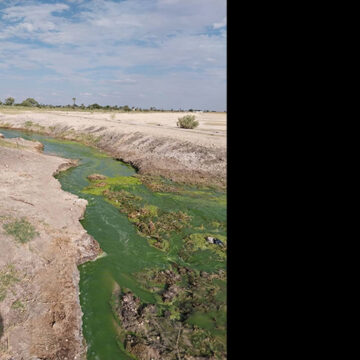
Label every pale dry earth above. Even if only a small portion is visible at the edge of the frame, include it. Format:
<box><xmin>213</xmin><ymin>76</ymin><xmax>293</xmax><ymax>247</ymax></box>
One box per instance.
<box><xmin>0</xmin><ymin>135</ymin><xmax>100</xmax><ymax>360</ymax></box>
<box><xmin>0</xmin><ymin>110</ymin><xmax>227</xmax><ymax>188</ymax></box>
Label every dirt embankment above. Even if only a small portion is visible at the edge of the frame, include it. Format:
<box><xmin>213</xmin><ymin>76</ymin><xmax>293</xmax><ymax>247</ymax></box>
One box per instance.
<box><xmin>0</xmin><ymin>135</ymin><xmax>100</xmax><ymax>360</ymax></box>
<box><xmin>0</xmin><ymin>110</ymin><xmax>227</xmax><ymax>188</ymax></box>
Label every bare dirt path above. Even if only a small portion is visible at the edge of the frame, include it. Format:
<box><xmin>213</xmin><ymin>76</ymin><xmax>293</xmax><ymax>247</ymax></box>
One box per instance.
<box><xmin>0</xmin><ymin>135</ymin><xmax>100</xmax><ymax>360</ymax></box>
<box><xmin>0</xmin><ymin>110</ymin><xmax>227</xmax><ymax>187</ymax></box>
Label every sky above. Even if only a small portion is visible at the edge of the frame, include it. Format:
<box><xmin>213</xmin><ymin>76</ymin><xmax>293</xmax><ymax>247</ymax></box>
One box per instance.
<box><xmin>0</xmin><ymin>0</ymin><xmax>226</xmax><ymax>111</ymax></box>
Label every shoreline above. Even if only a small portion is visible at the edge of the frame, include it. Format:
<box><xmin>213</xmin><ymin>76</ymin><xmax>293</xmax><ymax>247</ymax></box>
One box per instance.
<box><xmin>0</xmin><ymin>110</ymin><xmax>227</xmax><ymax>189</ymax></box>
<box><xmin>0</xmin><ymin>135</ymin><xmax>101</xmax><ymax>359</ymax></box>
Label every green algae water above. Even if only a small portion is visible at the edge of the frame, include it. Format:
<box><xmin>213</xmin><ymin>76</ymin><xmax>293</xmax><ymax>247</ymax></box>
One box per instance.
<box><xmin>0</xmin><ymin>129</ymin><xmax>227</xmax><ymax>359</ymax></box>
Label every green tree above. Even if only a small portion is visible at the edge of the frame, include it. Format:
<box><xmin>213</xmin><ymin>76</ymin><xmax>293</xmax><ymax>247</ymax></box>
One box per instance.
<box><xmin>5</xmin><ymin>97</ymin><xmax>15</xmax><ymax>106</ymax></box>
<box><xmin>88</xmin><ymin>103</ymin><xmax>102</xmax><ymax>109</ymax></box>
<box><xmin>21</xmin><ymin>98</ymin><xmax>39</xmax><ymax>107</ymax></box>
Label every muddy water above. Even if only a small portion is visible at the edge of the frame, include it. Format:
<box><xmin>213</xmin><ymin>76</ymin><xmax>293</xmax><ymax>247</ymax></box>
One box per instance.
<box><xmin>0</xmin><ymin>129</ymin><xmax>226</xmax><ymax>359</ymax></box>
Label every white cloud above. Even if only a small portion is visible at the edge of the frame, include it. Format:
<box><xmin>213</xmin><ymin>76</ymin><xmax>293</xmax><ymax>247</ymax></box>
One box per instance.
<box><xmin>0</xmin><ymin>0</ymin><xmax>226</xmax><ymax>110</ymax></box>
<box><xmin>213</xmin><ymin>16</ymin><xmax>227</xmax><ymax>29</ymax></box>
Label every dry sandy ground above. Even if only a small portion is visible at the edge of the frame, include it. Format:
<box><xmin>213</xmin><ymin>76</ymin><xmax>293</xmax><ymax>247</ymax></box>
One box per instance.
<box><xmin>0</xmin><ymin>135</ymin><xmax>100</xmax><ymax>360</ymax></box>
<box><xmin>0</xmin><ymin>110</ymin><xmax>227</xmax><ymax>187</ymax></box>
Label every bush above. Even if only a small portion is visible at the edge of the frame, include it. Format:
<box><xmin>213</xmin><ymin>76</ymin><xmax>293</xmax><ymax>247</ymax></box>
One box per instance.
<box><xmin>176</xmin><ymin>115</ymin><xmax>199</xmax><ymax>129</ymax></box>
<box><xmin>21</xmin><ymin>98</ymin><xmax>39</xmax><ymax>107</ymax></box>
<box><xmin>5</xmin><ymin>97</ymin><xmax>15</xmax><ymax>106</ymax></box>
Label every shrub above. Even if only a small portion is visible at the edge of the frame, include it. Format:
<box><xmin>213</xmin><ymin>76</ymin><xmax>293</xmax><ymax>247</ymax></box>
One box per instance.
<box><xmin>5</xmin><ymin>97</ymin><xmax>15</xmax><ymax>106</ymax></box>
<box><xmin>176</xmin><ymin>115</ymin><xmax>199</xmax><ymax>129</ymax></box>
<box><xmin>21</xmin><ymin>98</ymin><xmax>39</xmax><ymax>107</ymax></box>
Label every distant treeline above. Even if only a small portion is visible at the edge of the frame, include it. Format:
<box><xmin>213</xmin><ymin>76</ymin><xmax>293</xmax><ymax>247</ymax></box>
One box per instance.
<box><xmin>0</xmin><ymin>97</ymin><xmax>220</xmax><ymax>112</ymax></box>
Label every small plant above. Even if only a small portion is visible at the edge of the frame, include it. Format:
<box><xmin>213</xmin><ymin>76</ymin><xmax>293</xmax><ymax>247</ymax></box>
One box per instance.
<box><xmin>11</xmin><ymin>300</ymin><xmax>25</xmax><ymax>311</ymax></box>
<box><xmin>176</xmin><ymin>115</ymin><xmax>199</xmax><ymax>129</ymax></box>
<box><xmin>24</xmin><ymin>121</ymin><xmax>33</xmax><ymax>127</ymax></box>
<box><xmin>0</xmin><ymin>265</ymin><xmax>19</xmax><ymax>302</ymax></box>
<box><xmin>3</xmin><ymin>217</ymin><xmax>38</xmax><ymax>243</ymax></box>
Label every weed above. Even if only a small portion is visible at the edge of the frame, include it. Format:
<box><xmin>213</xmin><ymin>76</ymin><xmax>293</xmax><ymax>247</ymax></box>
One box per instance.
<box><xmin>3</xmin><ymin>217</ymin><xmax>38</xmax><ymax>243</ymax></box>
<box><xmin>11</xmin><ymin>300</ymin><xmax>25</xmax><ymax>311</ymax></box>
<box><xmin>0</xmin><ymin>265</ymin><xmax>19</xmax><ymax>302</ymax></box>
<box><xmin>24</xmin><ymin>121</ymin><xmax>33</xmax><ymax>128</ymax></box>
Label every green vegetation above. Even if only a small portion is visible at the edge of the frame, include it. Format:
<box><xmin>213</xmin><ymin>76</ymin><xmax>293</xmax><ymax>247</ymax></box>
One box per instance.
<box><xmin>0</xmin><ymin>265</ymin><xmax>19</xmax><ymax>302</ymax></box>
<box><xmin>177</xmin><ymin>115</ymin><xmax>199</xmax><ymax>129</ymax></box>
<box><xmin>0</xmin><ymin>97</ymin><xmax>219</xmax><ymax>112</ymax></box>
<box><xmin>0</xmin><ymin>138</ymin><xmax>25</xmax><ymax>149</ymax></box>
<box><xmin>21</xmin><ymin>98</ymin><xmax>39</xmax><ymax>107</ymax></box>
<box><xmin>23</xmin><ymin>121</ymin><xmax>47</xmax><ymax>133</ymax></box>
<box><xmin>3</xmin><ymin>217</ymin><xmax>38</xmax><ymax>244</ymax></box>
<box><xmin>84</xmin><ymin>175</ymin><xmax>192</xmax><ymax>251</ymax></box>
<box><xmin>112</xmin><ymin>264</ymin><xmax>226</xmax><ymax>359</ymax></box>
<box><xmin>179</xmin><ymin>233</ymin><xmax>227</xmax><ymax>261</ymax></box>
<box><xmin>5</xmin><ymin>97</ymin><xmax>15</xmax><ymax>106</ymax></box>
<box><xmin>24</xmin><ymin>120</ymin><xmax>33</xmax><ymax>127</ymax></box>
<box><xmin>11</xmin><ymin>299</ymin><xmax>25</xmax><ymax>311</ymax></box>
<box><xmin>135</xmin><ymin>174</ymin><xmax>181</xmax><ymax>194</ymax></box>
<box><xmin>0</xmin><ymin>129</ymin><xmax>226</xmax><ymax>358</ymax></box>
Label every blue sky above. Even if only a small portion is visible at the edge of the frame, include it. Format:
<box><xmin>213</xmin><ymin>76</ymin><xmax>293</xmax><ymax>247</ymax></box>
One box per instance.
<box><xmin>0</xmin><ymin>0</ymin><xmax>226</xmax><ymax>110</ymax></box>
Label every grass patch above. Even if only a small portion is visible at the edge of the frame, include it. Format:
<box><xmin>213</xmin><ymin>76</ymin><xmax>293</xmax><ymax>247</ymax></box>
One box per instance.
<box><xmin>83</xmin><ymin>175</ymin><xmax>142</xmax><ymax>195</ymax></box>
<box><xmin>0</xmin><ymin>265</ymin><xmax>19</xmax><ymax>302</ymax></box>
<box><xmin>3</xmin><ymin>217</ymin><xmax>38</xmax><ymax>243</ymax></box>
<box><xmin>179</xmin><ymin>233</ymin><xmax>227</xmax><ymax>262</ymax></box>
<box><xmin>23</xmin><ymin>121</ymin><xmax>46</xmax><ymax>132</ymax></box>
<box><xmin>11</xmin><ymin>299</ymin><xmax>25</xmax><ymax>311</ymax></box>
<box><xmin>0</xmin><ymin>121</ymin><xmax>11</xmax><ymax>128</ymax></box>
<box><xmin>135</xmin><ymin>174</ymin><xmax>181</xmax><ymax>194</ymax></box>
<box><xmin>0</xmin><ymin>138</ymin><xmax>25</xmax><ymax>149</ymax></box>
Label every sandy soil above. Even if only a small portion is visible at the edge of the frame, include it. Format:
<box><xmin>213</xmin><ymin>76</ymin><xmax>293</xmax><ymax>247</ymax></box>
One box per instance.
<box><xmin>0</xmin><ymin>110</ymin><xmax>227</xmax><ymax>187</ymax></box>
<box><xmin>0</xmin><ymin>135</ymin><xmax>100</xmax><ymax>360</ymax></box>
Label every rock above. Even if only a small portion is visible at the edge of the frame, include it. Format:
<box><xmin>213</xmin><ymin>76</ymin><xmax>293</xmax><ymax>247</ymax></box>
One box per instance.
<box><xmin>118</xmin><ymin>291</ymin><xmax>142</xmax><ymax>330</ymax></box>
<box><xmin>162</xmin><ymin>284</ymin><xmax>180</xmax><ymax>302</ymax></box>
<box><xmin>87</xmin><ymin>173</ymin><xmax>107</xmax><ymax>181</ymax></box>
<box><xmin>200</xmin><ymin>271</ymin><xmax>209</xmax><ymax>278</ymax></box>
<box><xmin>206</xmin><ymin>236</ymin><xmax>215</xmax><ymax>244</ymax></box>
<box><xmin>0</xmin><ymin>133</ymin><xmax>4</xmax><ymax>138</ymax></box>
<box><xmin>94</xmin><ymin>181</ymin><xmax>107</xmax><ymax>187</ymax></box>
<box><xmin>205</xmin><ymin>236</ymin><xmax>224</xmax><ymax>247</ymax></box>
<box><xmin>213</xmin><ymin>238</ymin><xmax>224</xmax><ymax>247</ymax></box>
<box><xmin>126</xmin><ymin>338</ymin><xmax>161</xmax><ymax>360</ymax></box>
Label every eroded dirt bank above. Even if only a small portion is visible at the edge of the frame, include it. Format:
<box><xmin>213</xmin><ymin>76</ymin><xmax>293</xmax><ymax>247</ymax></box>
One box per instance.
<box><xmin>0</xmin><ymin>110</ymin><xmax>227</xmax><ymax>188</ymax></box>
<box><xmin>0</xmin><ymin>135</ymin><xmax>100</xmax><ymax>360</ymax></box>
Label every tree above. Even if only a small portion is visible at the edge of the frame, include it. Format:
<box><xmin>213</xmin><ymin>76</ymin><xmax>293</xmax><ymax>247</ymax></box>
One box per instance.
<box><xmin>5</xmin><ymin>97</ymin><xmax>15</xmax><ymax>106</ymax></box>
<box><xmin>21</xmin><ymin>98</ymin><xmax>39</xmax><ymax>107</ymax></box>
<box><xmin>72</xmin><ymin>97</ymin><xmax>76</xmax><ymax>107</ymax></box>
<box><xmin>88</xmin><ymin>103</ymin><xmax>102</xmax><ymax>109</ymax></box>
